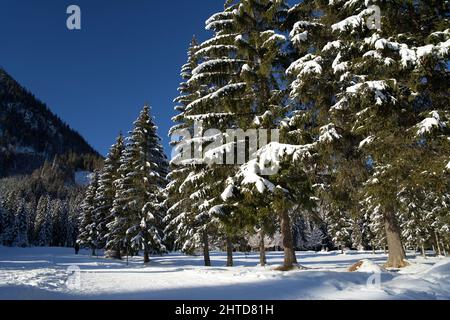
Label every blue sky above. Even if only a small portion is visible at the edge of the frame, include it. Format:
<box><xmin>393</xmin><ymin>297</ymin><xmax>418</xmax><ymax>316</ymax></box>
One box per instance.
<box><xmin>0</xmin><ymin>0</ymin><xmax>295</xmax><ymax>156</ymax></box>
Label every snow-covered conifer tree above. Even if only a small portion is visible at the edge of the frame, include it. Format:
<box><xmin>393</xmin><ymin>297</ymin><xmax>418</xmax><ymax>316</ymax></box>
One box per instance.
<box><xmin>78</xmin><ymin>171</ymin><xmax>100</xmax><ymax>255</ymax></box>
<box><xmin>0</xmin><ymin>192</ymin><xmax>16</xmax><ymax>246</ymax></box>
<box><xmin>96</xmin><ymin>133</ymin><xmax>125</xmax><ymax>254</ymax></box>
<box><xmin>13</xmin><ymin>199</ymin><xmax>29</xmax><ymax>247</ymax></box>
<box><xmin>283</xmin><ymin>0</ymin><xmax>449</xmax><ymax>267</ymax></box>
<box><xmin>164</xmin><ymin>37</ymin><xmax>212</xmax><ymax>264</ymax></box>
<box><xmin>34</xmin><ymin>195</ymin><xmax>52</xmax><ymax>247</ymax></box>
<box><xmin>108</xmin><ymin>106</ymin><xmax>168</xmax><ymax>263</ymax></box>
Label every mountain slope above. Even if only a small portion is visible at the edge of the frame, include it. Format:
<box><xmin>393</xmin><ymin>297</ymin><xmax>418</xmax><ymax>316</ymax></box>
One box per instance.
<box><xmin>0</xmin><ymin>68</ymin><xmax>101</xmax><ymax>177</ymax></box>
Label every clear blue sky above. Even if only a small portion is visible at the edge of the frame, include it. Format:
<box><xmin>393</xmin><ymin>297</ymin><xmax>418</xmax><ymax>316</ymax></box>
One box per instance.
<box><xmin>0</xmin><ymin>0</ymin><xmax>295</xmax><ymax>156</ymax></box>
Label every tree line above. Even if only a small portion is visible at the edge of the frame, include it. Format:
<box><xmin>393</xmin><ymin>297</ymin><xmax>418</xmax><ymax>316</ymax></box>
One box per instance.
<box><xmin>0</xmin><ymin>176</ymin><xmax>84</xmax><ymax>247</ymax></box>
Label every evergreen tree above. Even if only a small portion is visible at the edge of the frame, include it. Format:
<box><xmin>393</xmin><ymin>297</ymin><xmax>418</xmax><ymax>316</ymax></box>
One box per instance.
<box><xmin>67</xmin><ymin>192</ymin><xmax>84</xmax><ymax>247</ymax></box>
<box><xmin>96</xmin><ymin>133</ymin><xmax>125</xmax><ymax>254</ymax></box>
<box><xmin>34</xmin><ymin>195</ymin><xmax>52</xmax><ymax>246</ymax></box>
<box><xmin>108</xmin><ymin>105</ymin><xmax>168</xmax><ymax>263</ymax></box>
<box><xmin>50</xmin><ymin>199</ymin><xmax>68</xmax><ymax>247</ymax></box>
<box><xmin>0</xmin><ymin>192</ymin><xmax>17</xmax><ymax>246</ymax></box>
<box><xmin>78</xmin><ymin>172</ymin><xmax>100</xmax><ymax>255</ymax></box>
<box><xmin>13</xmin><ymin>199</ymin><xmax>29</xmax><ymax>247</ymax></box>
<box><xmin>306</xmin><ymin>223</ymin><xmax>325</xmax><ymax>251</ymax></box>
<box><xmin>164</xmin><ymin>37</ymin><xmax>215</xmax><ymax>266</ymax></box>
<box><xmin>283</xmin><ymin>0</ymin><xmax>449</xmax><ymax>267</ymax></box>
<box><xmin>170</xmin><ymin>0</ymin><xmax>314</xmax><ymax>269</ymax></box>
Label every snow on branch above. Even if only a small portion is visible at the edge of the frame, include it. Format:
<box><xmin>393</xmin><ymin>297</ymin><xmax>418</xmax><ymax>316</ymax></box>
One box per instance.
<box><xmin>287</xmin><ymin>54</ymin><xmax>323</xmax><ymax>76</ymax></box>
<box><xmin>232</xmin><ymin>142</ymin><xmax>315</xmax><ymax>194</ymax></box>
<box><xmin>319</xmin><ymin>124</ymin><xmax>342</xmax><ymax>143</ymax></box>
<box><xmin>415</xmin><ymin>111</ymin><xmax>446</xmax><ymax>136</ymax></box>
<box><xmin>192</xmin><ymin>59</ymin><xmax>245</xmax><ymax>76</ymax></box>
<box><xmin>359</xmin><ymin>135</ymin><xmax>375</xmax><ymax>149</ymax></box>
<box><xmin>240</xmin><ymin>159</ymin><xmax>276</xmax><ymax>193</ymax></box>
<box><xmin>366</xmin><ymin>33</ymin><xmax>450</xmax><ymax>68</ymax></box>
<box><xmin>346</xmin><ymin>80</ymin><xmax>396</xmax><ymax>106</ymax></box>
<box><xmin>331</xmin><ymin>8</ymin><xmax>375</xmax><ymax>34</ymax></box>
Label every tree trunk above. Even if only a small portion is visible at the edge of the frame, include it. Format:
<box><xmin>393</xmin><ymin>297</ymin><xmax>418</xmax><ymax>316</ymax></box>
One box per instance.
<box><xmin>143</xmin><ymin>242</ymin><xmax>150</xmax><ymax>264</ymax></box>
<box><xmin>435</xmin><ymin>232</ymin><xmax>442</xmax><ymax>256</ymax></box>
<box><xmin>259</xmin><ymin>230</ymin><xmax>266</xmax><ymax>267</ymax></box>
<box><xmin>226</xmin><ymin>237</ymin><xmax>233</xmax><ymax>267</ymax></box>
<box><xmin>421</xmin><ymin>244</ymin><xmax>426</xmax><ymax>258</ymax></box>
<box><xmin>280</xmin><ymin>210</ymin><xmax>296</xmax><ymax>269</ymax></box>
<box><xmin>384</xmin><ymin>209</ymin><xmax>407</xmax><ymax>268</ymax></box>
<box><xmin>114</xmin><ymin>246</ymin><xmax>122</xmax><ymax>260</ymax></box>
<box><xmin>292</xmin><ymin>248</ymin><xmax>298</xmax><ymax>264</ymax></box>
<box><xmin>202</xmin><ymin>231</ymin><xmax>211</xmax><ymax>267</ymax></box>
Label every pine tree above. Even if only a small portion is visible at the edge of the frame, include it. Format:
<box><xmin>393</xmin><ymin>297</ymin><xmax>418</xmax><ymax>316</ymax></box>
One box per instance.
<box><xmin>34</xmin><ymin>195</ymin><xmax>52</xmax><ymax>246</ymax></box>
<box><xmin>50</xmin><ymin>199</ymin><xmax>68</xmax><ymax>247</ymax></box>
<box><xmin>77</xmin><ymin>171</ymin><xmax>100</xmax><ymax>255</ymax></box>
<box><xmin>175</xmin><ymin>0</ymin><xmax>314</xmax><ymax>269</ymax></box>
<box><xmin>164</xmin><ymin>37</ymin><xmax>215</xmax><ymax>265</ymax></box>
<box><xmin>0</xmin><ymin>192</ymin><xmax>16</xmax><ymax>246</ymax></box>
<box><xmin>96</xmin><ymin>133</ymin><xmax>125</xmax><ymax>255</ymax></box>
<box><xmin>26</xmin><ymin>201</ymin><xmax>36</xmax><ymax>245</ymax></box>
<box><xmin>67</xmin><ymin>192</ymin><xmax>84</xmax><ymax>247</ymax></box>
<box><xmin>13</xmin><ymin>199</ymin><xmax>29</xmax><ymax>247</ymax></box>
<box><xmin>108</xmin><ymin>105</ymin><xmax>168</xmax><ymax>264</ymax></box>
<box><xmin>306</xmin><ymin>223</ymin><xmax>325</xmax><ymax>251</ymax></box>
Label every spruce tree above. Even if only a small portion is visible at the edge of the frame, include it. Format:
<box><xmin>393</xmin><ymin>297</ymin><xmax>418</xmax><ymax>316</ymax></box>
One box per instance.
<box><xmin>0</xmin><ymin>192</ymin><xmax>16</xmax><ymax>246</ymax></box>
<box><xmin>108</xmin><ymin>105</ymin><xmax>168</xmax><ymax>264</ymax></box>
<box><xmin>78</xmin><ymin>171</ymin><xmax>100</xmax><ymax>255</ymax></box>
<box><xmin>96</xmin><ymin>133</ymin><xmax>125</xmax><ymax>255</ymax></box>
<box><xmin>35</xmin><ymin>195</ymin><xmax>52</xmax><ymax>247</ymax></box>
<box><xmin>13</xmin><ymin>199</ymin><xmax>29</xmax><ymax>247</ymax></box>
<box><xmin>283</xmin><ymin>0</ymin><xmax>449</xmax><ymax>267</ymax></box>
<box><xmin>176</xmin><ymin>0</ymin><xmax>312</xmax><ymax>269</ymax></box>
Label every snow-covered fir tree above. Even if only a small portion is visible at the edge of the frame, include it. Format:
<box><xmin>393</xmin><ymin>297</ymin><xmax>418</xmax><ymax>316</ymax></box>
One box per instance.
<box><xmin>12</xmin><ymin>199</ymin><xmax>29</xmax><ymax>247</ymax></box>
<box><xmin>0</xmin><ymin>192</ymin><xmax>17</xmax><ymax>246</ymax></box>
<box><xmin>164</xmin><ymin>37</ymin><xmax>216</xmax><ymax>266</ymax></box>
<box><xmin>95</xmin><ymin>133</ymin><xmax>125</xmax><ymax>256</ymax></box>
<box><xmin>78</xmin><ymin>171</ymin><xmax>100</xmax><ymax>255</ymax></box>
<box><xmin>35</xmin><ymin>195</ymin><xmax>53</xmax><ymax>247</ymax></box>
<box><xmin>167</xmin><ymin>0</ymin><xmax>320</xmax><ymax>269</ymax></box>
<box><xmin>281</xmin><ymin>0</ymin><xmax>449</xmax><ymax>267</ymax></box>
<box><xmin>107</xmin><ymin>105</ymin><xmax>168</xmax><ymax>263</ymax></box>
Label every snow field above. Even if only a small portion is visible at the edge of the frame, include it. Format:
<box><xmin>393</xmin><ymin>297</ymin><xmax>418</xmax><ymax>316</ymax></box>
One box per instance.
<box><xmin>0</xmin><ymin>247</ymin><xmax>449</xmax><ymax>300</ymax></box>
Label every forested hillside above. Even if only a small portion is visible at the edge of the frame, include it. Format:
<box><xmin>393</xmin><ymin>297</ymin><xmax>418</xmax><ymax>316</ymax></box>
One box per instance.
<box><xmin>0</xmin><ymin>68</ymin><xmax>103</xmax><ymax>247</ymax></box>
<box><xmin>0</xmin><ymin>68</ymin><xmax>101</xmax><ymax>178</ymax></box>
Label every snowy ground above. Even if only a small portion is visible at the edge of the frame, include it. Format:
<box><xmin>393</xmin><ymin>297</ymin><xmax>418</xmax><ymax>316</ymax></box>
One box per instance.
<box><xmin>0</xmin><ymin>247</ymin><xmax>449</xmax><ymax>300</ymax></box>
